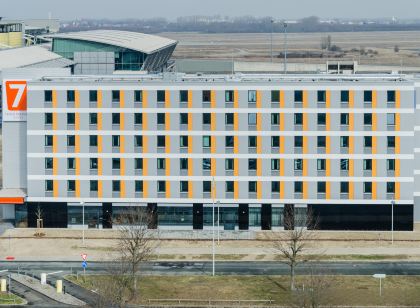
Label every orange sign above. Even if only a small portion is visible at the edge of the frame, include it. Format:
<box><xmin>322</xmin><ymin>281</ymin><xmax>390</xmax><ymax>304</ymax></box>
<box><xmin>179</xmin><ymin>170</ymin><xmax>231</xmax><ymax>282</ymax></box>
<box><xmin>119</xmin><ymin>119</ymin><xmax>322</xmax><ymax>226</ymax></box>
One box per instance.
<box><xmin>5</xmin><ymin>81</ymin><xmax>27</xmax><ymax>111</ymax></box>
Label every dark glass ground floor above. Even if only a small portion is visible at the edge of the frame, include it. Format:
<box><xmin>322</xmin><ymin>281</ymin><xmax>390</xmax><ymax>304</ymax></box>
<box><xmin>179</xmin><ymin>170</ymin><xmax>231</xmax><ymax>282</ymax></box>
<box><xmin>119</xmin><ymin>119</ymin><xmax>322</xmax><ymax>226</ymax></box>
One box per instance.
<box><xmin>13</xmin><ymin>202</ymin><xmax>414</xmax><ymax>231</ymax></box>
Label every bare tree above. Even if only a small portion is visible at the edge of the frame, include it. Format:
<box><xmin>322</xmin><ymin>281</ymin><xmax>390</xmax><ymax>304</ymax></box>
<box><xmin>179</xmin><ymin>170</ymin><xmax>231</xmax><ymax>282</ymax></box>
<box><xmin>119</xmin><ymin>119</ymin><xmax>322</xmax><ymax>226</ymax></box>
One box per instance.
<box><xmin>272</xmin><ymin>208</ymin><xmax>318</xmax><ymax>291</ymax></box>
<box><xmin>34</xmin><ymin>204</ymin><xmax>45</xmax><ymax>237</ymax></box>
<box><xmin>115</xmin><ymin>207</ymin><xmax>158</xmax><ymax>300</ymax></box>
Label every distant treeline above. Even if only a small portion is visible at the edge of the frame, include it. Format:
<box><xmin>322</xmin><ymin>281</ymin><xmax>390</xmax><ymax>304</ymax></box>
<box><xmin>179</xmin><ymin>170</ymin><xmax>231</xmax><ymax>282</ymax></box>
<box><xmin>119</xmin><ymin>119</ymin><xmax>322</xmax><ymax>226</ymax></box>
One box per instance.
<box><xmin>60</xmin><ymin>16</ymin><xmax>420</xmax><ymax>33</ymax></box>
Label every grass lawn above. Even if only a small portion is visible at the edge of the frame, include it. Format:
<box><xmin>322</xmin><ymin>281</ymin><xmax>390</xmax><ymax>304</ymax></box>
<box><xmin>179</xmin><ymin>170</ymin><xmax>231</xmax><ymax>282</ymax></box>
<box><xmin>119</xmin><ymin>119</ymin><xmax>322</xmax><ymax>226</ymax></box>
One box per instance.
<box><xmin>0</xmin><ymin>293</ymin><xmax>24</xmax><ymax>305</ymax></box>
<box><xmin>66</xmin><ymin>274</ymin><xmax>420</xmax><ymax>306</ymax></box>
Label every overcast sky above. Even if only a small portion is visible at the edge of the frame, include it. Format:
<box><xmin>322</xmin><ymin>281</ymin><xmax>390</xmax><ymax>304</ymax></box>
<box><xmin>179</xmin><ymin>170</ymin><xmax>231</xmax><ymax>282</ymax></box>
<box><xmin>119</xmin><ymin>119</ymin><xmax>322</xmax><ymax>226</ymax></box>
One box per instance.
<box><xmin>4</xmin><ymin>0</ymin><xmax>420</xmax><ymax>20</ymax></box>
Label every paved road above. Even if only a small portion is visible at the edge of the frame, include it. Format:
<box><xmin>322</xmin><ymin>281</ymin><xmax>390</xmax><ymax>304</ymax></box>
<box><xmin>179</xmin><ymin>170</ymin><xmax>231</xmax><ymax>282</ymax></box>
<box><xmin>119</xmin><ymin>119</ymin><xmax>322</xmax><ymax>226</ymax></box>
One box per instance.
<box><xmin>1</xmin><ymin>261</ymin><xmax>420</xmax><ymax>276</ymax></box>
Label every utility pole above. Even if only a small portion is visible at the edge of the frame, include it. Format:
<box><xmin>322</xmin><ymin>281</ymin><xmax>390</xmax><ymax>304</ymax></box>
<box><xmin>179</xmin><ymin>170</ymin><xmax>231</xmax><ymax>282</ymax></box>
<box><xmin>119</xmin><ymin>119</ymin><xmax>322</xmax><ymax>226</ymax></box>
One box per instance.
<box><xmin>283</xmin><ymin>22</ymin><xmax>288</xmax><ymax>74</ymax></box>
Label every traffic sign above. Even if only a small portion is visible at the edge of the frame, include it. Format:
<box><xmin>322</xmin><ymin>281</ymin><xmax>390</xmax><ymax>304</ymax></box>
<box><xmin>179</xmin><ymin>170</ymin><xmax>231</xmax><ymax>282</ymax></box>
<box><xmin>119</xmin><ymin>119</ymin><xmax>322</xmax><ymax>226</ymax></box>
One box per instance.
<box><xmin>81</xmin><ymin>253</ymin><xmax>87</xmax><ymax>261</ymax></box>
<box><xmin>82</xmin><ymin>261</ymin><xmax>87</xmax><ymax>268</ymax></box>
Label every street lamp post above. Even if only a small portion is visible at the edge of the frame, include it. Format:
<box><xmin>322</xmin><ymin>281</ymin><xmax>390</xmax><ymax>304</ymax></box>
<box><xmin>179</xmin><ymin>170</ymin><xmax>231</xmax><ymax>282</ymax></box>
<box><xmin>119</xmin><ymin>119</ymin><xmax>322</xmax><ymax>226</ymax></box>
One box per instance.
<box><xmin>80</xmin><ymin>201</ymin><xmax>85</xmax><ymax>245</ymax></box>
<box><xmin>283</xmin><ymin>22</ymin><xmax>288</xmax><ymax>74</ymax></box>
<box><xmin>212</xmin><ymin>177</ymin><xmax>215</xmax><ymax>276</ymax></box>
<box><xmin>391</xmin><ymin>200</ymin><xmax>395</xmax><ymax>244</ymax></box>
<box><xmin>217</xmin><ymin>200</ymin><xmax>220</xmax><ymax>245</ymax></box>
<box><xmin>270</xmin><ymin>19</ymin><xmax>274</xmax><ymax>63</ymax></box>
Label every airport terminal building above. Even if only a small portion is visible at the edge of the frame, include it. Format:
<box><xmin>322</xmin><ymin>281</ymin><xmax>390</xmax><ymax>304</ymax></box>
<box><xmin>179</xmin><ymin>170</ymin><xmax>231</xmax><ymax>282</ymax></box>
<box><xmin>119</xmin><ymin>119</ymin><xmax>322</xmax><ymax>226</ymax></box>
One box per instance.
<box><xmin>1</xmin><ymin>71</ymin><xmax>419</xmax><ymax>231</ymax></box>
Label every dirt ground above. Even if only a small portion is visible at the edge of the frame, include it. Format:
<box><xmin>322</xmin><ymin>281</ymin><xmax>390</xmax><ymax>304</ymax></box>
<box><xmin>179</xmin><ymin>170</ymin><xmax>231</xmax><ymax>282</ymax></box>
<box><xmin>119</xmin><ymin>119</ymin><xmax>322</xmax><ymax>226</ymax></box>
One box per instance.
<box><xmin>160</xmin><ymin>31</ymin><xmax>420</xmax><ymax>67</ymax></box>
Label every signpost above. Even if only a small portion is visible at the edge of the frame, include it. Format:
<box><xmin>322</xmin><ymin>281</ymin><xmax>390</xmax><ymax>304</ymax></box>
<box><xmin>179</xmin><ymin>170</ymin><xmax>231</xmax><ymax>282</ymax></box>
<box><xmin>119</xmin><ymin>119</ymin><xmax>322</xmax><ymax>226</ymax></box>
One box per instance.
<box><xmin>81</xmin><ymin>253</ymin><xmax>87</xmax><ymax>277</ymax></box>
<box><xmin>373</xmin><ymin>274</ymin><xmax>386</xmax><ymax>296</ymax></box>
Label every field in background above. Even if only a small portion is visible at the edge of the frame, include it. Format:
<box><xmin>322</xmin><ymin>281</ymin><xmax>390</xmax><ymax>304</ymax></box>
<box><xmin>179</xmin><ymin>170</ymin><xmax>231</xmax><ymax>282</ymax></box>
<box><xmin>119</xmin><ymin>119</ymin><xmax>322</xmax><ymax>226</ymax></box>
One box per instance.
<box><xmin>161</xmin><ymin>31</ymin><xmax>420</xmax><ymax>67</ymax></box>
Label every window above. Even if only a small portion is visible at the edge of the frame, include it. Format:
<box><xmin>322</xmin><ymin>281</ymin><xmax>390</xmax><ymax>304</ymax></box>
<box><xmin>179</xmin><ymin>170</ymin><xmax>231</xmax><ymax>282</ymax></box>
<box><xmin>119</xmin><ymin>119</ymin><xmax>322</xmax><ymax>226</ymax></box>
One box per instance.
<box><xmin>225</xmin><ymin>113</ymin><xmax>234</xmax><ymax>125</ymax></box>
<box><xmin>248</xmin><ymin>136</ymin><xmax>257</xmax><ymax>148</ymax></box>
<box><xmin>134</xmin><ymin>135</ymin><xmax>143</xmax><ymax>147</ymax></box>
<box><xmin>203</xmin><ymin>113</ymin><xmax>211</xmax><ymax>125</ymax></box>
<box><xmin>387</xmin><ymin>136</ymin><xmax>395</xmax><ymax>148</ymax></box>
<box><xmin>112</xmin><ymin>158</ymin><xmax>121</xmax><ymax>170</ymax></box>
<box><xmin>248</xmin><ymin>159</ymin><xmax>257</xmax><ymax>171</ymax></box>
<box><xmin>90</xmin><ymin>158</ymin><xmax>98</xmax><ymax>170</ymax></box>
<box><xmin>225</xmin><ymin>158</ymin><xmax>234</xmax><ymax>170</ymax></box>
<box><xmin>44</xmin><ymin>90</ymin><xmax>53</xmax><ymax>102</ymax></box>
<box><xmin>317</xmin><ymin>182</ymin><xmax>326</xmax><ymax>193</ymax></box>
<box><xmin>271</xmin><ymin>113</ymin><xmax>280</xmax><ymax>125</ymax></box>
<box><xmin>387</xmin><ymin>182</ymin><xmax>395</xmax><ymax>194</ymax></box>
<box><xmin>112</xmin><ymin>113</ymin><xmax>120</xmax><ymax>125</ymax></box>
<box><xmin>68</xmin><ymin>180</ymin><xmax>76</xmax><ymax>192</ymax></box>
<box><xmin>157</xmin><ymin>158</ymin><xmax>166</xmax><ymax>170</ymax></box>
<box><xmin>387</xmin><ymin>113</ymin><xmax>396</xmax><ymax>126</ymax></box>
<box><xmin>317</xmin><ymin>113</ymin><xmax>326</xmax><ymax>125</ymax></box>
<box><xmin>340</xmin><ymin>159</ymin><xmax>349</xmax><ymax>171</ymax></box>
<box><xmin>340</xmin><ymin>113</ymin><xmax>349</xmax><ymax>125</ymax></box>
<box><xmin>180</xmin><ymin>181</ymin><xmax>189</xmax><ymax>193</ymax></box>
<box><xmin>387</xmin><ymin>159</ymin><xmax>395</xmax><ymax>171</ymax></box>
<box><xmin>134</xmin><ymin>90</ymin><xmax>142</xmax><ymax>103</ymax></box>
<box><xmin>90</xmin><ymin>180</ymin><xmax>98</xmax><ymax>192</ymax></box>
<box><xmin>135</xmin><ymin>181</ymin><xmax>143</xmax><ymax>192</ymax></box>
<box><xmin>202</xmin><ymin>136</ymin><xmax>211</xmax><ymax>148</ymax></box>
<box><xmin>89</xmin><ymin>113</ymin><xmax>98</xmax><ymax>125</ymax></box>
<box><xmin>364</xmin><ymin>136</ymin><xmax>372</xmax><ymax>148</ymax></box>
<box><xmin>387</xmin><ymin>90</ymin><xmax>396</xmax><ymax>103</ymax></box>
<box><xmin>135</xmin><ymin>158</ymin><xmax>143</xmax><ymax>170</ymax></box>
<box><xmin>248</xmin><ymin>90</ymin><xmax>257</xmax><ymax>102</ymax></box>
<box><xmin>341</xmin><ymin>90</ymin><xmax>349</xmax><ymax>103</ymax></box>
<box><xmin>180</xmin><ymin>90</ymin><xmax>188</xmax><ymax>103</ymax></box>
<box><xmin>248</xmin><ymin>181</ymin><xmax>257</xmax><ymax>193</ymax></box>
<box><xmin>112</xmin><ymin>90</ymin><xmax>120</xmax><ymax>102</ymax></box>
<box><xmin>364</xmin><ymin>113</ymin><xmax>372</xmax><ymax>126</ymax></box>
<box><xmin>363</xmin><ymin>159</ymin><xmax>372</xmax><ymax>171</ymax></box>
<box><xmin>340</xmin><ymin>136</ymin><xmax>349</xmax><ymax>148</ymax></box>
<box><xmin>180</xmin><ymin>113</ymin><xmax>188</xmax><ymax>125</ymax></box>
<box><xmin>271</xmin><ymin>90</ymin><xmax>280</xmax><ymax>102</ymax></box>
<box><xmin>157</xmin><ymin>136</ymin><xmax>166</xmax><ymax>147</ymax></box>
<box><xmin>225</xmin><ymin>90</ymin><xmax>234</xmax><ymax>103</ymax></box>
<box><xmin>45</xmin><ymin>113</ymin><xmax>53</xmax><ymax>125</ymax></box>
<box><xmin>226</xmin><ymin>181</ymin><xmax>234</xmax><ymax>193</ymax></box>
<box><xmin>134</xmin><ymin>113</ymin><xmax>142</xmax><ymax>125</ymax></box>
<box><xmin>180</xmin><ymin>136</ymin><xmax>188</xmax><ymax>147</ymax></box>
<box><xmin>340</xmin><ymin>182</ymin><xmax>349</xmax><ymax>194</ymax></box>
<box><xmin>45</xmin><ymin>158</ymin><xmax>53</xmax><ymax>169</ymax></box>
<box><xmin>364</xmin><ymin>182</ymin><xmax>372</xmax><ymax>194</ymax></box>
<box><xmin>364</xmin><ymin>90</ymin><xmax>372</xmax><ymax>102</ymax></box>
<box><xmin>67</xmin><ymin>135</ymin><xmax>75</xmax><ymax>147</ymax></box>
<box><xmin>225</xmin><ymin>136</ymin><xmax>234</xmax><ymax>148</ymax></box>
<box><xmin>157</xmin><ymin>113</ymin><xmax>165</xmax><ymax>125</ymax></box>
<box><xmin>157</xmin><ymin>181</ymin><xmax>166</xmax><ymax>192</ymax></box>
<box><xmin>157</xmin><ymin>90</ymin><xmax>165</xmax><ymax>102</ymax></box>
<box><xmin>113</xmin><ymin>180</ymin><xmax>121</xmax><ymax>192</ymax></box>
<box><xmin>202</xmin><ymin>158</ymin><xmax>211</xmax><ymax>170</ymax></box>
<box><xmin>294</xmin><ymin>90</ymin><xmax>303</xmax><ymax>102</ymax></box>
<box><xmin>202</xmin><ymin>90</ymin><xmax>211</xmax><ymax>102</ymax></box>
<box><xmin>271</xmin><ymin>181</ymin><xmax>280</xmax><ymax>193</ymax></box>
<box><xmin>248</xmin><ymin>113</ymin><xmax>257</xmax><ymax>125</ymax></box>
<box><xmin>271</xmin><ymin>136</ymin><xmax>280</xmax><ymax>147</ymax></box>
<box><xmin>89</xmin><ymin>135</ymin><xmax>98</xmax><ymax>147</ymax></box>
<box><xmin>203</xmin><ymin>181</ymin><xmax>211</xmax><ymax>192</ymax></box>
<box><xmin>67</xmin><ymin>90</ymin><xmax>75</xmax><ymax>102</ymax></box>
<box><xmin>180</xmin><ymin>158</ymin><xmax>189</xmax><ymax>170</ymax></box>
<box><xmin>317</xmin><ymin>90</ymin><xmax>326</xmax><ymax>102</ymax></box>
<box><xmin>271</xmin><ymin>159</ymin><xmax>280</xmax><ymax>170</ymax></box>
<box><xmin>317</xmin><ymin>136</ymin><xmax>326</xmax><ymax>147</ymax></box>
<box><xmin>294</xmin><ymin>181</ymin><xmax>303</xmax><ymax>193</ymax></box>
<box><xmin>45</xmin><ymin>135</ymin><xmax>53</xmax><ymax>146</ymax></box>
<box><xmin>294</xmin><ymin>136</ymin><xmax>303</xmax><ymax>148</ymax></box>
<box><xmin>89</xmin><ymin>90</ymin><xmax>97</xmax><ymax>102</ymax></box>
<box><xmin>112</xmin><ymin>135</ymin><xmax>120</xmax><ymax>147</ymax></box>
<box><xmin>45</xmin><ymin>180</ymin><xmax>53</xmax><ymax>192</ymax></box>
<box><xmin>67</xmin><ymin>113</ymin><xmax>75</xmax><ymax>125</ymax></box>
<box><xmin>294</xmin><ymin>113</ymin><xmax>303</xmax><ymax>125</ymax></box>
<box><xmin>294</xmin><ymin>159</ymin><xmax>303</xmax><ymax>171</ymax></box>
<box><xmin>317</xmin><ymin>159</ymin><xmax>326</xmax><ymax>171</ymax></box>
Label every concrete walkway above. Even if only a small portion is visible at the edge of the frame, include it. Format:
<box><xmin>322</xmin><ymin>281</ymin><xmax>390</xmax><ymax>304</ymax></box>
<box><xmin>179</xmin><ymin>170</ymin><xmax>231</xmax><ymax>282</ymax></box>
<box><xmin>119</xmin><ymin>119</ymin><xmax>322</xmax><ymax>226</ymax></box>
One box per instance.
<box><xmin>11</xmin><ymin>273</ymin><xmax>85</xmax><ymax>306</ymax></box>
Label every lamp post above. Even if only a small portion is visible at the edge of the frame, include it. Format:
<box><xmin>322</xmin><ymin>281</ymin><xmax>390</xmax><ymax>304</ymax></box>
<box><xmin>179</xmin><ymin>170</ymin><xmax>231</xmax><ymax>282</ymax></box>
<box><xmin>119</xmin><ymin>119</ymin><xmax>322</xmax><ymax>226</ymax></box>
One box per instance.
<box><xmin>391</xmin><ymin>200</ymin><xmax>395</xmax><ymax>244</ymax></box>
<box><xmin>212</xmin><ymin>177</ymin><xmax>215</xmax><ymax>276</ymax></box>
<box><xmin>283</xmin><ymin>22</ymin><xmax>288</xmax><ymax>74</ymax></box>
<box><xmin>80</xmin><ymin>201</ymin><xmax>85</xmax><ymax>245</ymax></box>
<box><xmin>217</xmin><ymin>200</ymin><xmax>220</xmax><ymax>245</ymax></box>
<box><xmin>270</xmin><ymin>19</ymin><xmax>274</xmax><ymax>63</ymax></box>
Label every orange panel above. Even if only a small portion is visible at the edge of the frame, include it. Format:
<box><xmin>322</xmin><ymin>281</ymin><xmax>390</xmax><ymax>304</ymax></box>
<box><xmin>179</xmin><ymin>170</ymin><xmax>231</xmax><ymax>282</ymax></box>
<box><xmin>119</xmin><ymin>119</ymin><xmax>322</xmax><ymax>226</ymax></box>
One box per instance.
<box><xmin>0</xmin><ymin>197</ymin><xmax>24</xmax><ymax>204</ymax></box>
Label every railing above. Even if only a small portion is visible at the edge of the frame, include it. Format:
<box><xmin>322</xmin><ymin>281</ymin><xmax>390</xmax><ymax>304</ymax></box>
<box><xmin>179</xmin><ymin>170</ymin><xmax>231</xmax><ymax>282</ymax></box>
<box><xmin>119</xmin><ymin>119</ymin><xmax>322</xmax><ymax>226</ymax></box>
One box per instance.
<box><xmin>147</xmin><ymin>298</ymin><xmax>274</xmax><ymax>305</ymax></box>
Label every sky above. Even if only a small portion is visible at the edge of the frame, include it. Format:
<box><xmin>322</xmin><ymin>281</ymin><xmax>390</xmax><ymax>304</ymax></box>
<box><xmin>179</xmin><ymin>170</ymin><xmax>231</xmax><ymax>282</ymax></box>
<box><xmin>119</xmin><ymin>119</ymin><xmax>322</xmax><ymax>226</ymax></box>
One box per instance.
<box><xmin>3</xmin><ymin>0</ymin><xmax>420</xmax><ymax>20</ymax></box>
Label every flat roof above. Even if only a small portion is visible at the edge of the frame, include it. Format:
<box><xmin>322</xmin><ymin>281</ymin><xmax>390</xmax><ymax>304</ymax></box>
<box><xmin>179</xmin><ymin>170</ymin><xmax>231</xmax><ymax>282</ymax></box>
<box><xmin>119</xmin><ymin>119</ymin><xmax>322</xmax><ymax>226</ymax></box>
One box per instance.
<box><xmin>50</xmin><ymin>30</ymin><xmax>178</xmax><ymax>54</ymax></box>
<box><xmin>0</xmin><ymin>46</ymin><xmax>73</xmax><ymax>70</ymax></box>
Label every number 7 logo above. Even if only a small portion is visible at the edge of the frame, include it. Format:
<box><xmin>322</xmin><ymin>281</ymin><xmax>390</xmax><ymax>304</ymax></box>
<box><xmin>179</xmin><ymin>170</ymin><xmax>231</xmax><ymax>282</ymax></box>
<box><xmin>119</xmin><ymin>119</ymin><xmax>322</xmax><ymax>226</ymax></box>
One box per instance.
<box><xmin>5</xmin><ymin>81</ymin><xmax>27</xmax><ymax>111</ymax></box>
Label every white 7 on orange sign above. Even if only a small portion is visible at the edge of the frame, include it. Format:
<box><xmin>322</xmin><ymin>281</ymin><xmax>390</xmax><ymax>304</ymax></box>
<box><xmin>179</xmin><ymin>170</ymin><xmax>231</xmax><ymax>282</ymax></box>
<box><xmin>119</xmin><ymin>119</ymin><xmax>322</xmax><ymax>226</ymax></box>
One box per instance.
<box><xmin>5</xmin><ymin>81</ymin><xmax>27</xmax><ymax>111</ymax></box>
